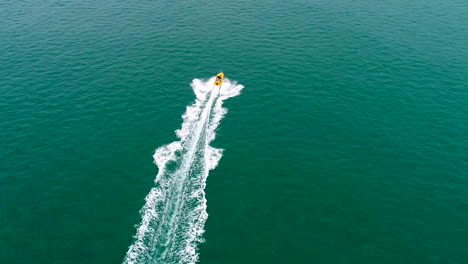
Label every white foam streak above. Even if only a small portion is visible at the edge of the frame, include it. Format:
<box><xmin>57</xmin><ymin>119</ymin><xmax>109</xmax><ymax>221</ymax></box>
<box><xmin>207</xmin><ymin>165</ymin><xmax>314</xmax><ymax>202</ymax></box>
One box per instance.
<box><xmin>124</xmin><ymin>77</ymin><xmax>243</xmax><ymax>264</ymax></box>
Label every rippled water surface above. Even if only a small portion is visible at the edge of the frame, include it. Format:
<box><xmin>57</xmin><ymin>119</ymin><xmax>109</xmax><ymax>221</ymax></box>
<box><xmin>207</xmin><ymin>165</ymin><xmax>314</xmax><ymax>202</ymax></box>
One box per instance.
<box><xmin>1</xmin><ymin>0</ymin><xmax>467</xmax><ymax>263</ymax></box>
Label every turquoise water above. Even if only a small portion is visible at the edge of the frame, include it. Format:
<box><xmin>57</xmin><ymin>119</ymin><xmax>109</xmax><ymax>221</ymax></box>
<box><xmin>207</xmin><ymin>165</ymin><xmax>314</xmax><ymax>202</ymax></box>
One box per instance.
<box><xmin>1</xmin><ymin>0</ymin><xmax>467</xmax><ymax>263</ymax></box>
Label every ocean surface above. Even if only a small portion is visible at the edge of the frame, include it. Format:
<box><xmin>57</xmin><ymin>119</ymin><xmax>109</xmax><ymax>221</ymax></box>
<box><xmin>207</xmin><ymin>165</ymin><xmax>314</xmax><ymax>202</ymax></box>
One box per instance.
<box><xmin>1</xmin><ymin>0</ymin><xmax>467</xmax><ymax>263</ymax></box>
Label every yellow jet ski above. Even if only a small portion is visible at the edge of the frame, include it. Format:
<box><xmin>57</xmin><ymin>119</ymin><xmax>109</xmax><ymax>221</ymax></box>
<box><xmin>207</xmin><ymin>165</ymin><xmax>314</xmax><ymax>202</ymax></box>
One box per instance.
<box><xmin>214</xmin><ymin>72</ymin><xmax>224</xmax><ymax>86</ymax></box>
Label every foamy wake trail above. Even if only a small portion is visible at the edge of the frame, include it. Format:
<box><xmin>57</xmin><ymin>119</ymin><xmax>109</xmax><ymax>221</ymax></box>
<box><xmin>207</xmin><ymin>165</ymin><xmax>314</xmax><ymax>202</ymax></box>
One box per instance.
<box><xmin>123</xmin><ymin>77</ymin><xmax>243</xmax><ymax>264</ymax></box>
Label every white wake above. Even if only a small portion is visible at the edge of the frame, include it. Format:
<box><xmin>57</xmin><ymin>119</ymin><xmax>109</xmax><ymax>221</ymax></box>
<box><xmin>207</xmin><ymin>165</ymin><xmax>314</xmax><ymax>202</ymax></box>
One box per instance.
<box><xmin>123</xmin><ymin>77</ymin><xmax>243</xmax><ymax>264</ymax></box>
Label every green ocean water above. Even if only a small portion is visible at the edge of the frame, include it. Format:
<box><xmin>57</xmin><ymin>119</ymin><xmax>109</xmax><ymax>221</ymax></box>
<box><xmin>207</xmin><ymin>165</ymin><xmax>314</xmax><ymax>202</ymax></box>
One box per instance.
<box><xmin>1</xmin><ymin>0</ymin><xmax>468</xmax><ymax>263</ymax></box>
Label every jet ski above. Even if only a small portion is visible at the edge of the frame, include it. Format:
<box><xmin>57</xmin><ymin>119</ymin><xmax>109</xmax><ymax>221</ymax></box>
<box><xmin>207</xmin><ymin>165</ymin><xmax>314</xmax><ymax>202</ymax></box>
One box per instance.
<box><xmin>214</xmin><ymin>72</ymin><xmax>224</xmax><ymax>86</ymax></box>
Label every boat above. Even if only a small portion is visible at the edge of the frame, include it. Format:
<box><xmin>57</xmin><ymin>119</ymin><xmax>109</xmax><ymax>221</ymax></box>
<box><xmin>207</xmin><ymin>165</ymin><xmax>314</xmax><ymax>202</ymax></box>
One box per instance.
<box><xmin>214</xmin><ymin>72</ymin><xmax>224</xmax><ymax>86</ymax></box>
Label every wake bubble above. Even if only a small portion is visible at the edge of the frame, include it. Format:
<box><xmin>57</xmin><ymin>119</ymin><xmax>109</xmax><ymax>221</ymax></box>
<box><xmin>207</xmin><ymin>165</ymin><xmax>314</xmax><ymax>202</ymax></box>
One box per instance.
<box><xmin>124</xmin><ymin>77</ymin><xmax>243</xmax><ymax>264</ymax></box>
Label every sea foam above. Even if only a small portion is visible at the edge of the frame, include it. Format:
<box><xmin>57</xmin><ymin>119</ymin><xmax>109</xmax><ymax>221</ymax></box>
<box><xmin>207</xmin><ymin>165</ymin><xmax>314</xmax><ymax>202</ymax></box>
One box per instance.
<box><xmin>124</xmin><ymin>77</ymin><xmax>243</xmax><ymax>264</ymax></box>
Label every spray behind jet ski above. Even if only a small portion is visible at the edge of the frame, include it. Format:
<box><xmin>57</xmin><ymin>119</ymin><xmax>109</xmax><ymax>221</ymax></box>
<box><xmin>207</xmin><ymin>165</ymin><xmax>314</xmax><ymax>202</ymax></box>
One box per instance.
<box><xmin>123</xmin><ymin>74</ymin><xmax>243</xmax><ymax>264</ymax></box>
